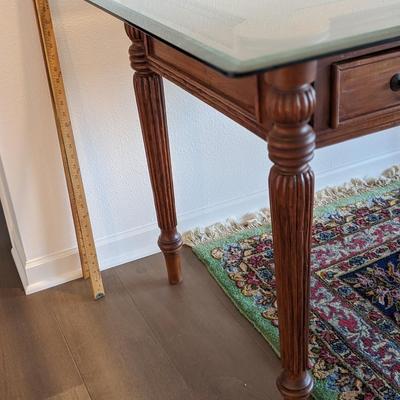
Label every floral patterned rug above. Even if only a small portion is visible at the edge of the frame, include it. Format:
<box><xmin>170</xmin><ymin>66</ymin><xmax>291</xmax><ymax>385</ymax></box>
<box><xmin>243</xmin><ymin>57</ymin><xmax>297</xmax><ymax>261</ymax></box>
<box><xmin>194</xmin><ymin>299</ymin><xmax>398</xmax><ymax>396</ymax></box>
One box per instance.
<box><xmin>190</xmin><ymin>176</ymin><xmax>400</xmax><ymax>400</ymax></box>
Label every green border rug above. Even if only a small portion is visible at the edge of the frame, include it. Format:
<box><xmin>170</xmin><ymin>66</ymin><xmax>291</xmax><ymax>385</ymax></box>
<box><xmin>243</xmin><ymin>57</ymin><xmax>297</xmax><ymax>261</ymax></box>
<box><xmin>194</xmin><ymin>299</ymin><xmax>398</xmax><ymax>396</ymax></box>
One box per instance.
<box><xmin>185</xmin><ymin>166</ymin><xmax>400</xmax><ymax>400</ymax></box>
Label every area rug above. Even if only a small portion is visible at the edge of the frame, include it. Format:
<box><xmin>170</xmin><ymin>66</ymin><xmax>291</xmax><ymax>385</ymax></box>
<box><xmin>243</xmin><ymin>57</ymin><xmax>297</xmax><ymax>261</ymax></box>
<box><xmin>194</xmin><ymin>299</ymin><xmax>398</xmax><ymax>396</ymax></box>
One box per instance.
<box><xmin>184</xmin><ymin>167</ymin><xmax>400</xmax><ymax>400</ymax></box>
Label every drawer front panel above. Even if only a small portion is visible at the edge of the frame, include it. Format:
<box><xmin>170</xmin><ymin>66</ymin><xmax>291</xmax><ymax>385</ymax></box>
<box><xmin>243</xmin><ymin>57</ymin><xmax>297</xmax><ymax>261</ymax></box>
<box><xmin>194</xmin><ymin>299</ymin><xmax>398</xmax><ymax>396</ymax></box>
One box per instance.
<box><xmin>332</xmin><ymin>50</ymin><xmax>400</xmax><ymax>128</ymax></box>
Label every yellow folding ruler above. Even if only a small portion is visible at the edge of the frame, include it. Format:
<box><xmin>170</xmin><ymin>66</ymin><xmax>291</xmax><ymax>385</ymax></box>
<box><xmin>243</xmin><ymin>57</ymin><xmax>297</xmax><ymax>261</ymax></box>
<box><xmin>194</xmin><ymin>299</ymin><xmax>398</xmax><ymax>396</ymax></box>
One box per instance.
<box><xmin>33</xmin><ymin>0</ymin><xmax>105</xmax><ymax>300</ymax></box>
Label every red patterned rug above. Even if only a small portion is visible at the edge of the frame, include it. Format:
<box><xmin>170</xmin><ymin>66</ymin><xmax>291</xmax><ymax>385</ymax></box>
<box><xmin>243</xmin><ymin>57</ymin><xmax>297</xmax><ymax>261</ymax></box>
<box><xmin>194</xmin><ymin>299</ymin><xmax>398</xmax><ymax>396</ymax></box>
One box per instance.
<box><xmin>187</xmin><ymin>171</ymin><xmax>400</xmax><ymax>400</ymax></box>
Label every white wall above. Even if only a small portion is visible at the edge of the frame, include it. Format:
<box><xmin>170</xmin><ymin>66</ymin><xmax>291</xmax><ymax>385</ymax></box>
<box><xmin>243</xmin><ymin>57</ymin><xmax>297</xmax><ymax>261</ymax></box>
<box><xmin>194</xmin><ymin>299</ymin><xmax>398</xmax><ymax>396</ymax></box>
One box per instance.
<box><xmin>1</xmin><ymin>0</ymin><xmax>400</xmax><ymax>294</ymax></box>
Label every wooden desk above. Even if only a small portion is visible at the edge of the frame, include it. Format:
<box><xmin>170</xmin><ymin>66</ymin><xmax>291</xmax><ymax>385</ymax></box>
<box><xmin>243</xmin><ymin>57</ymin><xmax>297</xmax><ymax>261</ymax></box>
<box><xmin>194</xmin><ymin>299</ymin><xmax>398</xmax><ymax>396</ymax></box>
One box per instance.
<box><xmin>84</xmin><ymin>1</ymin><xmax>400</xmax><ymax>398</ymax></box>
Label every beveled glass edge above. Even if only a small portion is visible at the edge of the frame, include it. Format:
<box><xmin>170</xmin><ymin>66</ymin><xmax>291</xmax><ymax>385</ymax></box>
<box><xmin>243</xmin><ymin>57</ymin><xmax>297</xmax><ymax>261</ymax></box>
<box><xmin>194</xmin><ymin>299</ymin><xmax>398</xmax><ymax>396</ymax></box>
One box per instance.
<box><xmin>85</xmin><ymin>0</ymin><xmax>400</xmax><ymax>77</ymax></box>
<box><xmin>84</xmin><ymin>0</ymin><xmax>244</xmax><ymax>74</ymax></box>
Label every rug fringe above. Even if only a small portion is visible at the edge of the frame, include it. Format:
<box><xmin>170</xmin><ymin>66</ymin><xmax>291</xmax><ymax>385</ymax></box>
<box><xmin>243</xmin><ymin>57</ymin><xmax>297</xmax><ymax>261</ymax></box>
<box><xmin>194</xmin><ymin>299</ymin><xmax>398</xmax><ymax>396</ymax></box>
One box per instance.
<box><xmin>182</xmin><ymin>165</ymin><xmax>400</xmax><ymax>247</ymax></box>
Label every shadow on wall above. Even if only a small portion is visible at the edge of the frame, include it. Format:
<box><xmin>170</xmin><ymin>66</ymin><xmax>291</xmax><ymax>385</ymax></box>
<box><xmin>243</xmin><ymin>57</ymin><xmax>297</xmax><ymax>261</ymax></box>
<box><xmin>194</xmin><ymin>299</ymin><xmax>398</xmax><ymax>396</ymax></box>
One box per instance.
<box><xmin>38</xmin><ymin>0</ymin><xmax>140</xmax><ymax>242</ymax></box>
<box><xmin>14</xmin><ymin>1</ymin><xmax>74</xmax><ymax>255</ymax></box>
<box><xmin>0</xmin><ymin>155</ymin><xmax>25</xmax><ymax>291</ymax></box>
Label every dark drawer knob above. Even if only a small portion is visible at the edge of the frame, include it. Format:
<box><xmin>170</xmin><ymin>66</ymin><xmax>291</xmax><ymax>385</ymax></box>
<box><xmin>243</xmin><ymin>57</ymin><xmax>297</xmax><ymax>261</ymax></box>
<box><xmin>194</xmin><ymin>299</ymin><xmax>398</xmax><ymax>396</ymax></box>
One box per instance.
<box><xmin>390</xmin><ymin>74</ymin><xmax>400</xmax><ymax>92</ymax></box>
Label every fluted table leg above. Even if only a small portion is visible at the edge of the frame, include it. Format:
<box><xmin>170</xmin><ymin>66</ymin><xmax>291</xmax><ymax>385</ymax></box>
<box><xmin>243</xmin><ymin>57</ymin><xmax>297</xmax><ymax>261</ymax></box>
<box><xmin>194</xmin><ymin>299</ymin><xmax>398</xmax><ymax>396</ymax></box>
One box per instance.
<box><xmin>125</xmin><ymin>24</ymin><xmax>183</xmax><ymax>284</ymax></box>
<box><xmin>265</xmin><ymin>62</ymin><xmax>317</xmax><ymax>399</ymax></box>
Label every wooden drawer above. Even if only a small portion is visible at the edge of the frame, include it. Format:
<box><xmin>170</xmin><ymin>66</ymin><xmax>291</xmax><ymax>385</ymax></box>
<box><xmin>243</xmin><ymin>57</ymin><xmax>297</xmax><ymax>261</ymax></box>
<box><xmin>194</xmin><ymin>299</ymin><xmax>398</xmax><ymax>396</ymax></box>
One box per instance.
<box><xmin>331</xmin><ymin>50</ymin><xmax>400</xmax><ymax>128</ymax></box>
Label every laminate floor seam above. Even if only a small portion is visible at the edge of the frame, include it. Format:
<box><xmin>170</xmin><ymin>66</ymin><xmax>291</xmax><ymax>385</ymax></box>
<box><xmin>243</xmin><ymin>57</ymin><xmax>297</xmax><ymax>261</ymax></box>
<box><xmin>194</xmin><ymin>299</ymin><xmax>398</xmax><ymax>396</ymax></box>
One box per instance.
<box><xmin>182</xmin><ymin>251</ymin><xmax>278</xmax><ymax>360</ymax></box>
<box><xmin>0</xmin><ymin>222</ymin><xmax>281</xmax><ymax>400</ymax></box>
<box><xmin>50</xmin><ymin>298</ymin><xmax>94</xmax><ymax>400</ymax></box>
<box><xmin>113</xmin><ymin>269</ymin><xmax>195</xmax><ymax>395</ymax></box>
<box><xmin>115</xmin><ymin>251</ymin><xmax>281</xmax><ymax>400</ymax></box>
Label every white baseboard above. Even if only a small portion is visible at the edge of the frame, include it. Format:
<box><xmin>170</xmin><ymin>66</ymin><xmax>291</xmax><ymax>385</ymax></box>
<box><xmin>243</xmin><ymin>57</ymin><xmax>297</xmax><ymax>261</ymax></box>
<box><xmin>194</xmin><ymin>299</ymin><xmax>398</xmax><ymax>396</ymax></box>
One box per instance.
<box><xmin>23</xmin><ymin>249</ymin><xmax>83</xmax><ymax>295</ymax></box>
<box><xmin>15</xmin><ymin>151</ymin><xmax>400</xmax><ymax>295</ymax></box>
<box><xmin>16</xmin><ymin>225</ymin><xmax>162</xmax><ymax>294</ymax></box>
<box><xmin>315</xmin><ymin>149</ymin><xmax>400</xmax><ymax>190</ymax></box>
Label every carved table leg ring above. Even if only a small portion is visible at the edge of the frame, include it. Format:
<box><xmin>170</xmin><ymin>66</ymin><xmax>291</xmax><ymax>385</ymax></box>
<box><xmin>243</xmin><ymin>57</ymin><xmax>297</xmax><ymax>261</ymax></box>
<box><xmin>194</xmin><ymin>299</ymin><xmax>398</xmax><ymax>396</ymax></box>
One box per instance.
<box><xmin>265</xmin><ymin>61</ymin><xmax>317</xmax><ymax>400</ymax></box>
<box><xmin>125</xmin><ymin>24</ymin><xmax>183</xmax><ymax>284</ymax></box>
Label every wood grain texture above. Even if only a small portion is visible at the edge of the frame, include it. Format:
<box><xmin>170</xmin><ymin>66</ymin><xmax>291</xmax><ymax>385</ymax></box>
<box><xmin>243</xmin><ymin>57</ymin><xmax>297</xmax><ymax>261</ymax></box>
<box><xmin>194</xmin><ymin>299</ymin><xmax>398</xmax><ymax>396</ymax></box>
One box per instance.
<box><xmin>125</xmin><ymin>24</ymin><xmax>183</xmax><ymax>284</ymax></box>
<box><xmin>46</xmin><ymin>385</ymin><xmax>91</xmax><ymax>400</ymax></box>
<box><xmin>0</xmin><ymin>294</ymin><xmax>90</xmax><ymax>400</ymax></box>
<box><xmin>150</xmin><ymin>39</ymin><xmax>259</xmax><ymax>115</ymax></box>
<box><xmin>0</xmin><ymin>209</ymin><xmax>89</xmax><ymax>400</ymax></box>
<box><xmin>0</xmin><ymin>238</ymin><xmax>282</xmax><ymax>399</ymax></box>
<box><xmin>265</xmin><ymin>62</ymin><xmax>317</xmax><ymax>400</ymax></box>
<box><xmin>331</xmin><ymin>49</ymin><xmax>400</xmax><ymax>128</ymax></box>
<box><xmin>115</xmin><ymin>247</ymin><xmax>282</xmax><ymax>400</ymax></box>
<box><xmin>126</xmin><ymin>28</ymin><xmax>400</xmax><ymax>147</ymax></box>
<box><xmin>47</xmin><ymin>270</ymin><xmax>193</xmax><ymax>400</ymax></box>
<box><xmin>313</xmin><ymin>42</ymin><xmax>400</xmax><ymax>147</ymax></box>
<box><xmin>143</xmin><ymin>32</ymin><xmax>263</xmax><ymax>133</ymax></box>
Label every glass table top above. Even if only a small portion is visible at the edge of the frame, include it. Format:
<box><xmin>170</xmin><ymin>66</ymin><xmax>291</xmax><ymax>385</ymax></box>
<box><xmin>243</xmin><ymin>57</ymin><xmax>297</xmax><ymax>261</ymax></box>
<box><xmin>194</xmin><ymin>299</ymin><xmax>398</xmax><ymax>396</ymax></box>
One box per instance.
<box><xmin>85</xmin><ymin>0</ymin><xmax>400</xmax><ymax>76</ymax></box>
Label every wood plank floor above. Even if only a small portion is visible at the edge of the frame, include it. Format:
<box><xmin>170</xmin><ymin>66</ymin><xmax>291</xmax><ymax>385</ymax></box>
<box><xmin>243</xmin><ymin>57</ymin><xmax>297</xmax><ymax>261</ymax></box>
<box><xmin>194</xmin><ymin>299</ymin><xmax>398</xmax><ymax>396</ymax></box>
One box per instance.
<box><xmin>0</xmin><ymin>207</ymin><xmax>281</xmax><ymax>399</ymax></box>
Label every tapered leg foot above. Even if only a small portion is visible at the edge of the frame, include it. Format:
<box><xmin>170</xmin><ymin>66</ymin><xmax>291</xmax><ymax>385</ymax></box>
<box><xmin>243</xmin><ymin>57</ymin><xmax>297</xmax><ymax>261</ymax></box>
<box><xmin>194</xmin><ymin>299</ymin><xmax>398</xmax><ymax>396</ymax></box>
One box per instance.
<box><xmin>265</xmin><ymin>61</ymin><xmax>317</xmax><ymax>400</ymax></box>
<box><xmin>125</xmin><ymin>24</ymin><xmax>182</xmax><ymax>284</ymax></box>
<box><xmin>159</xmin><ymin>229</ymin><xmax>183</xmax><ymax>284</ymax></box>
<box><xmin>277</xmin><ymin>369</ymin><xmax>314</xmax><ymax>400</ymax></box>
